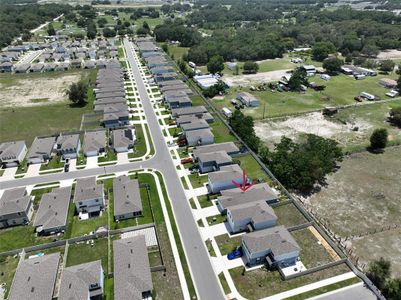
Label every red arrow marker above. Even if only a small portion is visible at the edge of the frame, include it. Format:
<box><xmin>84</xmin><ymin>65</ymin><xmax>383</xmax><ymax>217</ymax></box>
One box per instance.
<box><xmin>232</xmin><ymin>169</ymin><xmax>257</xmax><ymax>192</ymax></box>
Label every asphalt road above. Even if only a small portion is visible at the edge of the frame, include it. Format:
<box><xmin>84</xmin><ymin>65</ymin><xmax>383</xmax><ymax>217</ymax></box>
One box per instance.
<box><xmin>310</xmin><ymin>283</ymin><xmax>378</xmax><ymax>300</ymax></box>
<box><xmin>0</xmin><ymin>38</ymin><xmax>225</xmax><ymax>300</ymax></box>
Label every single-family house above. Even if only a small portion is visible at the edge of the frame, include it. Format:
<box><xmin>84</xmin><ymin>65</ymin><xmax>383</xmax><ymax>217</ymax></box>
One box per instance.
<box><xmin>181</xmin><ymin>119</ymin><xmax>210</xmax><ymax>132</ymax></box>
<box><xmin>14</xmin><ymin>63</ymin><xmax>30</xmax><ymax>73</ymax></box>
<box><xmin>0</xmin><ymin>61</ymin><xmax>13</xmax><ymax>73</ymax></box>
<box><xmin>176</xmin><ymin>113</ymin><xmax>214</xmax><ymax>125</ymax></box>
<box><xmin>43</xmin><ymin>63</ymin><xmax>57</xmax><ymax>72</ymax></box>
<box><xmin>154</xmin><ymin>72</ymin><xmax>178</xmax><ymax>82</ymax></box>
<box><xmin>8</xmin><ymin>253</ymin><xmax>60</xmax><ymax>300</ymax></box>
<box><xmin>193</xmin><ymin>142</ymin><xmax>240</xmax><ymax>158</ymax></box>
<box><xmin>196</xmin><ymin>150</ymin><xmax>233</xmax><ymax>173</ymax></box>
<box><xmin>70</xmin><ymin>59</ymin><xmax>83</xmax><ymax>68</ymax></box>
<box><xmin>27</xmin><ymin>136</ymin><xmax>56</xmax><ymax>164</ymax></box>
<box><xmin>59</xmin><ymin>260</ymin><xmax>104</xmax><ymax>300</ymax></box>
<box><xmin>171</xmin><ymin>106</ymin><xmax>208</xmax><ymax>117</ymax></box>
<box><xmin>217</xmin><ymin>183</ymin><xmax>279</xmax><ymax>213</ymax></box>
<box><xmin>33</xmin><ymin>186</ymin><xmax>72</xmax><ymax>235</ymax></box>
<box><xmin>241</xmin><ymin>225</ymin><xmax>300</xmax><ymax>268</ymax></box>
<box><xmin>74</xmin><ymin>176</ymin><xmax>104</xmax><ymax>216</ymax></box>
<box><xmin>112</xmin><ymin>128</ymin><xmax>135</xmax><ymax>153</ymax></box>
<box><xmin>113</xmin><ymin>235</ymin><xmax>153</xmax><ymax>300</ymax></box>
<box><xmin>29</xmin><ymin>63</ymin><xmax>44</xmax><ymax>73</ymax></box>
<box><xmin>55</xmin><ymin>134</ymin><xmax>81</xmax><ymax>159</ymax></box>
<box><xmin>208</xmin><ymin>164</ymin><xmax>243</xmax><ymax>194</ymax></box>
<box><xmin>0</xmin><ymin>187</ymin><xmax>33</xmax><ymax>229</ymax></box>
<box><xmin>84</xmin><ymin>60</ymin><xmax>96</xmax><ymax>69</ymax></box>
<box><xmin>300</xmin><ymin>65</ymin><xmax>316</xmax><ymax>76</ymax></box>
<box><xmin>236</xmin><ymin>92</ymin><xmax>260</xmax><ymax>107</ymax></box>
<box><xmin>0</xmin><ymin>140</ymin><xmax>27</xmax><ymax>168</ymax></box>
<box><xmin>226</xmin><ymin>200</ymin><xmax>277</xmax><ymax>233</ymax></box>
<box><xmin>185</xmin><ymin>128</ymin><xmax>214</xmax><ymax>147</ymax></box>
<box><xmin>102</xmin><ymin>106</ymin><xmax>129</xmax><ymax>129</ymax></box>
<box><xmin>83</xmin><ymin>131</ymin><xmax>106</xmax><ymax>157</ymax></box>
<box><xmin>165</xmin><ymin>96</ymin><xmax>192</xmax><ymax>109</ymax></box>
<box><xmin>113</xmin><ymin>175</ymin><xmax>142</xmax><ymax>221</ymax></box>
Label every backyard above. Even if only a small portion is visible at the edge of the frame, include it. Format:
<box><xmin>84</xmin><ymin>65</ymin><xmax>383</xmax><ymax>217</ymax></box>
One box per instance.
<box><xmin>66</xmin><ymin>237</ymin><xmax>109</xmax><ymax>271</ymax></box>
<box><xmin>274</xmin><ymin>203</ymin><xmax>308</xmax><ymax>228</ymax></box>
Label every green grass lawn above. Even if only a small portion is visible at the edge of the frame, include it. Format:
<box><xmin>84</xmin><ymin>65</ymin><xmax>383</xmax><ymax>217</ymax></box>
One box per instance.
<box><xmin>128</xmin><ymin>125</ymin><xmax>154</xmax><ymax>158</ymax></box>
<box><xmin>214</xmin><ymin>233</ymin><xmax>242</xmax><ymax>255</ymax></box>
<box><xmin>210</xmin><ymin>116</ymin><xmax>237</xmax><ymax>143</ymax></box>
<box><xmin>215</xmin><ymin>73</ymin><xmax>399</xmax><ymax>120</ymax></box>
<box><xmin>135</xmin><ymin>17</ymin><xmax>164</xmax><ymax>29</ymax></box>
<box><xmin>0</xmin><ymin>70</ymin><xmax>96</xmax><ymax>144</ymax></box>
<box><xmin>188</xmin><ymin>173</ymin><xmax>208</xmax><ymax>188</ymax></box>
<box><xmin>274</xmin><ymin>203</ymin><xmax>309</xmax><ymax>228</ymax></box>
<box><xmin>205</xmin><ymin>239</ymin><xmax>216</xmax><ymax>257</ymax></box>
<box><xmin>148</xmin><ymin>248</ymin><xmax>163</xmax><ymax>267</ymax></box>
<box><xmin>234</xmin><ymin>154</ymin><xmax>268</xmax><ymax>181</ymax></box>
<box><xmin>219</xmin><ymin>272</ymin><xmax>231</xmax><ymax>295</ymax></box>
<box><xmin>230</xmin><ymin>263</ymin><xmax>351</xmax><ymax>299</ymax></box>
<box><xmin>206</xmin><ymin>214</ymin><xmax>226</xmax><ymax>225</ymax></box>
<box><xmin>98</xmin><ymin>147</ymin><xmax>118</xmax><ymax>163</ymax></box>
<box><xmin>197</xmin><ymin>194</ymin><xmax>217</xmax><ymax>208</ymax></box>
<box><xmin>39</xmin><ymin>155</ymin><xmax>64</xmax><ymax>171</ymax></box>
<box><xmin>0</xmin><ymin>225</ymin><xmax>54</xmax><ymax>252</ymax></box>
<box><xmin>190</xmin><ymin>95</ymin><xmax>204</xmax><ymax>106</ymax></box>
<box><xmin>284</xmin><ymin>277</ymin><xmax>361</xmax><ymax>300</ymax></box>
<box><xmin>0</xmin><ymin>255</ymin><xmax>19</xmax><ymax>299</ymax></box>
<box><xmin>104</xmin><ymin>276</ymin><xmax>114</xmax><ymax>300</ymax></box>
<box><xmin>66</xmin><ymin>237</ymin><xmax>109</xmax><ymax>271</ymax></box>
<box><xmin>292</xmin><ymin>228</ymin><xmax>334</xmax><ymax>268</ymax></box>
<box><xmin>30</xmin><ymin>187</ymin><xmax>54</xmax><ymax>206</ymax></box>
<box><xmin>167</xmin><ymin>45</ymin><xmax>189</xmax><ymax>61</ymax></box>
<box><xmin>67</xmin><ymin>207</ymin><xmax>108</xmax><ymax>238</ymax></box>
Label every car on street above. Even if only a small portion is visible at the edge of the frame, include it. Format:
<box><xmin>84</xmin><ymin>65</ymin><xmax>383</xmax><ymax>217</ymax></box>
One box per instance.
<box><xmin>227</xmin><ymin>248</ymin><xmax>242</xmax><ymax>260</ymax></box>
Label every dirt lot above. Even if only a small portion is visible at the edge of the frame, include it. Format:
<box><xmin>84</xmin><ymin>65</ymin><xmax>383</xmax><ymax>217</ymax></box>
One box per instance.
<box><xmin>377</xmin><ymin>49</ymin><xmax>401</xmax><ymax>60</ymax></box>
<box><xmin>305</xmin><ymin>147</ymin><xmax>401</xmax><ymax>276</ymax></box>
<box><xmin>222</xmin><ymin>69</ymin><xmax>290</xmax><ymax>87</ymax></box>
<box><xmin>0</xmin><ymin>71</ymin><xmax>82</xmax><ymax>107</ymax></box>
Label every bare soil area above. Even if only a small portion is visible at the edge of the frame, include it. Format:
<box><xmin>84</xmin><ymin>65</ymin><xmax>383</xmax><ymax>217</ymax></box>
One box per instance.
<box><xmin>222</xmin><ymin>69</ymin><xmax>290</xmax><ymax>87</ymax></box>
<box><xmin>377</xmin><ymin>49</ymin><xmax>401</xmax><ymax>60</ymax></box>
<box><xmin>0</xmin><ymin>72</ymin><xmax>81</xmax><ymax>107</ymax></box>
<box><xmin>255</xmin><ymin>112</ymin><xmax>371</xmax><ymax>148</ymax></box>
<box><xmin>304</xmin><ymin>147</ymin><xmax>401</xmax><ymax>276</ymax></box>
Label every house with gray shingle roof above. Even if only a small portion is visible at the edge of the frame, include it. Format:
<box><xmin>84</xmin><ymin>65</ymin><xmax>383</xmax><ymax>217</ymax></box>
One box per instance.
<box><xmin>59</xmin><ymin>260</ymin><xmax>104</xmax><ymax>300</ymax></box>
<box><xmin>196</xmin><ymin>150</ymin><xmax>233</xmax><ymax>173</ymax></box>
<box><xmin>226</xmin><ymin>200</ymin><xmax>277</xmax><ymax>233</ymax></box>
<box><xmin>181</xmin><ymin>119</ymin><xmax>210</xmax><ymax>132</ymax></box>
<box><xmin>208</xmin><ymin>164</ymin><xmax>243</xmax><ymax>194</ymax></box>
<box><xmin>8</xmin><ymin>253</ymin><xmax>60</xmax><ymax>300</ymax></box>
<box><xmin>176</xmin><ymin>113</ymin><xmax>214</xmax><ymax>125</ymax></box>
<box><xmin>185</xmin><ymin>128</ymin><xmax>214</xmax><ymax>147</ymax></box>
<box><xmin>0</xmin><ymin>187</ymin><xmax>33</xmax><ymax>229</ymax></box>
<box><xmin>55</xmin><ymin>134</ymin><xmax>81</xmax><ymax>159</ymax></box>
<box><xmin>242</xmin><ymin>225</ymin><xmax>300</xmax><ymax>268</ymax></box>
<box><xmin>83</xmin><ymin>131</ymin><xmax>106</xmax><ymax>157</ymax></box>
<box><xmin>113</xmin><ymin>235</ymin><xmax>153</xmax><ymax>300</ymax></box>
<box><xmin>14</xmin><ymin>63</ymin><xmax>30</xmax><ymax>73</ymax></box>
<box><xmin>27</xmin><ymin>136</ymin><xmax>56</xmax><ymax>164</ymax></box>
<box><xmin>112</xmin><ymin>128</ymin><xmax>135</xmax><ymax>153</ymax></box>
<box><xmin>74</xmin><ymin>177</ymin><xmax>104</xmax><ymax>216</ymax></box>
<box><xmin>172</xmin><ymin>106</ymin><xmax>208</xmax><ymax>118</ymax></box>
<box><xmin>113</xmin><ymin>175</ymin><xmax>142</xmax><ymax>221</ymax></box>
<box><xmin>217</xmin><ymin>183</ymin><xmax>279</xmax><ymax>213</ymax></box>
<box><xmin>29</xmin><ymin>63</ymin><xmax>44</xmax><ymax>73</ymax></box>
<box><xmin>33</xmin><ymin>186</ymin><xmax>72</xmax><ymax>235</ymax></box>
<box><xmin>0</xmin><ymin>140</ymin><xmax>27</xmax><ymax>167</ymax></box>
<box><xmin>193</xmin><ymin>142</ymin><xmax>240</xmax><ymax>158</ymax></box>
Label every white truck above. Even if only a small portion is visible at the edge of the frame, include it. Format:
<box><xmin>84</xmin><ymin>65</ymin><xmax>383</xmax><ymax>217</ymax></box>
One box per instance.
<box><xmin>222</xmin><ymin>107</ymin><xmax>233</xmax><ymax>118</ymax></box>
<box><xmin>360</xmin><ymin>92</ymin><xmax>375</xmax><ymax>101</ymax></box>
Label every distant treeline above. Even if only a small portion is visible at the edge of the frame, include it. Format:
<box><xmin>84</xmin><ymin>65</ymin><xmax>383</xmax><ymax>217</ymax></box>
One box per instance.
<box><xmin>0</xmin><ymin>3</ymin><xmax>71</xmax><ymax>47</ymax></box>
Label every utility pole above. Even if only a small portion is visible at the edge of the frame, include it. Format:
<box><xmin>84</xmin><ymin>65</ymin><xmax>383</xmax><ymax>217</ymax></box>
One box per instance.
<box><xmin>262</xmin><ymin>102</ymin><xmax>266</xmax><ymax>119</ymax></box>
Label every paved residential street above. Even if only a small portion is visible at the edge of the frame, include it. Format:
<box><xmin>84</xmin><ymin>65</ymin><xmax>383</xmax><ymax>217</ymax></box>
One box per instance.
<box><xmin>310</xmin><ymin>282</ymin><xmax>378</xmax><ymax>300</ymax></box>
<box><xmin>0</xmin><ymin>38</ymin><xmax>225</xmax><ymax>300</ymax></box>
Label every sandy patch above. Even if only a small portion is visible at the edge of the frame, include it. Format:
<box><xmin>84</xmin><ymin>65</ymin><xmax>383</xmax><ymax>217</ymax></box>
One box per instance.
<box><xmin>0</xmin><ymin>73</ymin><xmax>81</xmax><ymax>107</ymax></box>
<box><xmin>222</xmin><ymin>69</ymin><xmax>290</xmax><ymax>87</ymax></box>
<box><xmin>377</xmin><ymin>49</ymin><xmax>401</xmax><ymax>60</ymax></box>
<box><xmin>255</xmin><ymin>112</ymin><xmax>372</xmax><ymax>147</ymax></box>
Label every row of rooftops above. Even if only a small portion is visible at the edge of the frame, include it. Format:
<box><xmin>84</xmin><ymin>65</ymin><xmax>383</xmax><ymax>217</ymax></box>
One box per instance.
<box><xmin>8</xmin><ymin>234</ymin><xmax>152</xmax><ymax>300</ymax></box>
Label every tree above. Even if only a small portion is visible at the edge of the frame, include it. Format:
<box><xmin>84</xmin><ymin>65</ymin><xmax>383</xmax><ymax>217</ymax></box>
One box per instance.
<box><xmin>47</xmin><ymin>23</ymin><xmax>56</xmax><ymax>36</ymax></box>
<box><xmin>229</xmin><ymin>110</ymin><xmax>260</xmax><ymax>153</ymax></box>
<box><xmin>207</xmin><ymin>55</ymin><xmax>224</xmax><ymax>74</ymax></box>
<box><xmin>288</xmin><ymin>69</ymin><xmax>308</xmax><ymax>91</ymax></box>
<box><xmin>323</xmin><ymin>57</ymin><xmax>344</xmax><ymax>75</ymax></box>
<box><xmin>380</xmin><ymin>60</ymin><xmax>395</xmax><ymax>73</ymax></box>
<box><xmin>370</xmin><ymin>128</ymin><xmax>388</xmax><ymax>150</ymax></box>
<box><xmin>243</xmin><ymin>61</ymin><xmax>259</xmax><ymax>74</ymax></box>
<box><xmin>366</xmin><ymin>258</ymin><xmax>391</xmax><ymax>290</ymax></box>
<box><xmin>383</xmin><ymin>278</ymin><xmax>401</xmax><ymax>300</ymax></box>
<box><xmin>388</xmin><ymin>107</ymin><xmax>401</xmax><ymax>127</ymax></box>
<box><xmin>312</xmin><ymin>42</ymin><xmax>336</xmax><ymax>61</ymax></box>
<box><xmin>103</xmin><ymin>27</ymin><xmax>116</xmax><ymax>38</ymax></box>
<box><xmin>397</xmin><ymin>74</ymin><xmax>401</xmax><ymax>91</ymax></box>
<box><xmin>97</xmin><ymin>17</ymin><xmax>108</xmax><ymax>28</ymax></box>
<box><xmin>66</xmin><ymin>81</ymin><xmax>88</xmax><ymax>105</ymax></box>
<box><xmin>86</xmin><ymin>21</ymin><xmax>97</xmax><ymax>39</ymax></box>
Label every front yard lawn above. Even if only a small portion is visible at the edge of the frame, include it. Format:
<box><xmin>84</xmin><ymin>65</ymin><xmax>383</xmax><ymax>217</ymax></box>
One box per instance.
<box><xmin>214</xmin><ymin>233</ymin><xmax>242</xmax><ymax>255</ymax></box>
<box><xmin>205</xmin><ymin>239</ymin><xmax>216</xmax><ymax>257</ymax></box>
<box><xmin>188</xmin><ymin>173</ymin><xmax>208</xmax><ymax>189</ymax></box>
<box><xmin>206</xmin><ymin>214</ymin><xmax>226</xmax><ymax>226</ymax></box>
<box><xmin>197</xmin><ymin>194</ymin><xmax>217</xmax><ymax>208</ymax></box>
<box><xmin>98</xmin><ymin>147</ymin><xmax>117</xmax><ymax>163</ymax></box>
<box><xmin>39</xmin><ymin>155</ymin><xmax>64</xmax><ymax>171</ymax></box>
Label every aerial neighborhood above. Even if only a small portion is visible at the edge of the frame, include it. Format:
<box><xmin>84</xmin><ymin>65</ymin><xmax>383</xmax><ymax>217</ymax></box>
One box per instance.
<box><xmin>0</xmin><ymin>1</ymin><xmax>400</xmax><ymax>300</ymax></box>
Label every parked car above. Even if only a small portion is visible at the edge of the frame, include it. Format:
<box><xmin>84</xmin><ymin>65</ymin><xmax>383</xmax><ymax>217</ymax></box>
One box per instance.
<box><xmin>227</xmin><ymin>249</ymin><xmax>242</xmax><ymax>260</ymax></box>
<box><xmin>386</xmin><ymin>90</ymin><xmax>399</xmax><ymax>98</ymax></box>
<box><xmin>181</xmin><ymin>157</ymin><xmax>193</xmax><ymax>164</ymax></box>
<box><xmin>64</xmin><ymin>164</ymin><xmax>70</xmax><ymax>172</ymax></box>
<box><xmin>354</xmin><ymin>96</ymin><xmax>363</xmax><ymax>102</ymax></box>
<box><xmin>230</xmin><ymin>99</ymin><xmax>237</xmax><ymax>105</ymax></box>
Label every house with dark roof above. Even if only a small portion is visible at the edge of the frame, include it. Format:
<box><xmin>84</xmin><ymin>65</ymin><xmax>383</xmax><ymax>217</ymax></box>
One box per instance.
<box><xmin>0</xmin><ymin>187</ymin><xmax>33</xmax><ymax>228</ymax></box>
<box><xmin>102</xmin><ymin>106</ymin><xmax>129</xmax><ymax>129</ymax></box>
<box><xmin>185</xmin><ymin>128</ymin><xmax>214</xmax><ymax>147</ymax></box>
<box><xmin>113</xmin><ymin>235</ymin><xmax>153</xmax><ymax>300</ymax></box>
<box><xmin>241</xmin><ymin>225</ymin><xmax>300</xmax><ymax>267</ymax></box>
<box><xmin>176</xmin><ymin>113</ymin><xmax>214</xmax><ymax>125</ymax></box>
<box><xmin>193</xmin><ymin>142</ymin><xmax>240</xmax><ymax>158</ymax></box>
<box><xmin>181</xmin><ymin>119</ymin><xmax>210</xmax><ymax>132</ymax></box>
<box><xmin>55</xmin><ymin>134</ymin><xmax>81</xmax><ymax>159</ymax></box>
<box><xmin>226</xmin><ymin>200</ymin><xmax>277</xmax><ymax>233</ymax></box>
<box><xmin>29</xmin><ymin>63</ymin><xmax>44</xmax><ymax>73</ymax></box>
<box><xmin>74</xmin><ymin>177</ymin><xmax>104</xmax><ymax>216</ymax></box>
<box><xmin>112</xmin><ymin>128</ymin><xmax>135</xmax><ymax>153</ymax></box>
<box><xmin>113</xmin><ymin>175</ymin><xmax>142</xmax><ymax>221</ymax></box>
<box><xmin>83</xmin><ymin>131</ymin><xmax>106</xmax><ymax>157</ymax></box>
<box><xmin>14</xmin><ymin>63</ymin><xmax>30</xmax><ymax>73</ymax></box>
<box><xmin>217</xmin><ymin>183</ymin><xmax>279</xmax><ymax>213</ymax></box>
<box><xmin>27</xmin><ymin>136</ymin><xmax>56</xmax><ymax>164</ymax></box>
<box><xmin>171</xmin><ymin>106</ymin><xmax>208</xmax><ymax>117</ymax></box>
<box><xmin>196</xmin><ymin>151</ymin><xmax>233</xmax><ymax>174</ymax></box>
<box><xmin>59</xmin><ymin>260</ymin><xmax>104</xmax><ymax>300</ymax></box>
<box><xmin>208</xmin><ymin>164</ymin><xmax>243</xmax><ymax>194</ymax></box>
<box><xmin>33</xmin><ymin>186</ymin><xmax>72</xmax><ymax>235</ymax></box>
<box><xmin>165</xmin><ymin>96</ymin><xmax>192</xmax><ymax>109</ymax></box>
<box><xmin>0</xmin><ymin>61</ymin><xmax>13</xmax><ymax>72</ymax></box>
<box><xmin>8</xmin><ymin>253</ymin><xmax>60</xmax><ymax>300</ymax></box>
<box><xmin>0</xmin><ymin>140</ymin><xmax>27</xmax><ymax>167</ymax></box>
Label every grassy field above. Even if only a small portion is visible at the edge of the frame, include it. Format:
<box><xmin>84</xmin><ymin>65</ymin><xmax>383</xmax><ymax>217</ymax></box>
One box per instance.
<box><xmin>66</xmin><ymin>237</ymin><xmax>109</xmax><ymax>271</ymax></box>
<box><xmin>134</xmin><ymin>17</ymin><xmax>164</xmax><ymax>29</ymax></box>
<box><xmin>210</xmin><ymin>115</ymin><xmax>237</xmax><ymax>143</ymax></box>
<box><xmin>235</xmin><ymin>154</ymin><xmax>268</xmax><ymax>181</ymax></box>
<box><xmin>214</xmin><ymin>233</ymin><xmax>242</xmax><ymax>255</ymax></box>
<box><xmin>308</xmin><ymin>146</ymin><xmax>401</xmax><ymax>276</ymax></box>
<box><xmin>292</xmin><ymin>228</ymin><xmax>334</xmax><ymax>268</ymax></box>
<box><xmin>0</xmin><ymin>70</ymin><xmax>96</xmax><ymax>144</ymax></box>
<box><xmin>167</xmin><ymin>45</ymin><xmax>189</xmax><ymax>61</ymax></box>
<box><xmin>230</xmin><ymin>263</ymin><xmax>351</xmax><ymax>299</ymax></box>
<box><xmin>0</xmin><ymin>255</ymin><xmax>19</xmax><ymax>299</ymax></box>
<box><xmin>214</xmin><ymin>73</ymin><xmax>399</xmax><ymax>120</ymax></box>
<box><xmin>274</xmin><ymin>203</ymin><xmax>308</xmax><ymax>228</ymax></box>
